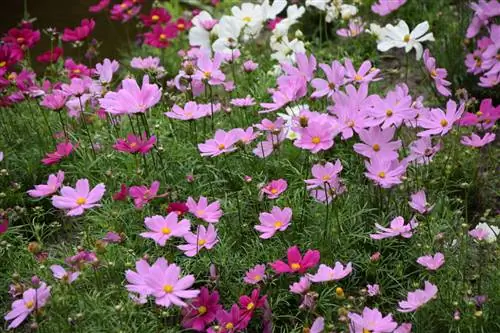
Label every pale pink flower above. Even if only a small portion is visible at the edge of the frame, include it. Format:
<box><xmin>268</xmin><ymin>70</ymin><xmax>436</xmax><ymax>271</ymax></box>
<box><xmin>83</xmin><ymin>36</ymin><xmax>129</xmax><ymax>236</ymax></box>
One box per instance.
<box><xmin>50</xmin><ymin>265</ymin><xmax>80</xmax><ymax>283</ymax></box>
<box><xmin>460</xmin><ymin>132</ymin><xmax>496</xmax><ymax>147</ymax></box>
<box><xmin>423</xmin><ymin>49</ymin><xmax>451</xmax><ymax>97</ymax></box>
<box><xmin>186</xmin><ymin>196</ymin><xmax>223</xmax><ymax>223</ymax></box>
<box><xmin>368</xmin><ymin>87</ymin><xmax>415</xmax><ymax>129</ymax></box>
<box><xmin>125</xmin><ymin>258</ymin><xmax>169</xmax><ymax>301</ymax></box>
<box><xmin>166</xmin><ymin>102</ymin><xmax>207</xmax><ymax>120</ymax></box>
<box><xmin>305</xmin><ymin>160</ymin><xmax>343</xmax><ymax>190</ymax></box>
<box><xmin>367</xmin><ymin>284</ymin><xmax>380</xmax><ymax>296</ymax></box>
<box><xmin>290</xmin><ymin>276</ymin><xmax>311</xmax><ymax>295</ymax></box>
<box><xmin>306</xmin><ymin>262</ymin><xmax>352</xmax><ymax>282</ymax></box>
<box><xmin>353</xmin><ymin>126</ymin><xmax>402</xmax><ymax>161</ymax></box>
<box><xmin>311</xmin><ymin>61</ymin><xmax>345</xmax><ymax>98</ymax></box>
<box><xmin>260</xmin><ymin>179</ymin><xmax>288</xmax><ymax>199</ymax></box>
<box><xmin>417</xmin><ymin>252</ymin><xmax>445</xmax><ymax>271</ymax></box>
<box><xmin>198</xmin><ymin>129</ymin><xmax>238</xmax><ymax>157</ymax></box>
<box><xmin>370</xmin><ymin>216</ymin><xmax>418</xmax><ymax>239</ymax></box>
<box><xmin>230</xmin><ymin>127</ymin><xmax>259</xmax><ymax>145</ymax></box>
<box><xmin>4</xmin><ymin>283</ymin><xmax>51</xmax><ymax>329</ymax></box>
<box><xmin>193</xmin><ymin>52</ymin><xmax>225</xmax><ymax>85</ymax></box>
<box><xmin>178</xmin><ymin>224</ymin><xmax>218</xmax><ymax>257</ymax></box>
<box><xmin>409</xmin><ymin>190</ymin><xmax>434</xmax><ymax>214</ymax></box>
<box><xmin>230</xmin><ymin>96</ymin><xmax>255</xmax><ymax>107</ymax></box>
<box><xmin>310</xmin><ymin>317</ymin><xmax>325</xmax><ymax>333</ymax></box>
<box><xmin>372</xmin><ymin>0</ymin><xmax>406</xmax><ymax>16</ymax></box>
<box><xmin>418</xmin><ymin>100</ymin><xmax>465</xmax><ymax>137</ymax></box>
<box><xmin>243</xmin><ymin>60</ymin><xmax>258</xmax><ymax>72</ymax></box>
<box><xmin>281</xmin><ymin>52</ymin><xmax>317</xmax><ymax>82</ymax></box>
<box><xmin>406</xmin><ymin>137</ymin><xmax>441</xmax><ymax>164</ymax></box>
<box><xmin>140</xmin><ymin>213</ymin><xmax>191</xmax><ymax>246</ymax></box>
<box><xmin>293</xmin><ymin>120</ymin><xmax>337</xmax><ymax>153</ymax></box>
<box><xmin>255</xmin><ymin>206</ymin><xmax>292</xmax><ymax>239</ymax></box>
<box><xmin>253</xmin><ymin>131</ymin><xmax>286</xmax><ymax>158</ymax></box>
<box><xmin>397</xmin><ymin>281</ymin><xmax>438</xmax><ymax>312</ymax></box>
<box><xmin>468</xmin><ymin>222</ymin><xmax>499</xmax><ymax>243</ymax></box>
<box><xmin>364</xmin><ymin>157</ymin><xmax>407</xmax><ymax>188</ymax></box>
<box><xmin>348</xmin><ymin>307</ymin><xmax>398</xmax><ymax>333</ymax></box>
<box><xmin>52</xmin><ymin>179</ymin><xmax>105</xmax><ymax>216</ymax></box>
<box><xmin>129</xmin><ymin>181</ymin><xmax>162</xmax><ymax>209</ymax></box>
<box><xmin>244</xmin><ymin>264</ymin><xmax>266</xmax><ymax>284</ymax></box>
<box><xmin>336</xmin><ymin>19</ymin><xmax>365</xmax><ymax>38</ymax></box>
<box><xmin>27</xmin><ymin>170</ymin><xmax>64</xmax><ymax>197</ymax></box>
<box><xmin>344</xmin><ymin>59</ymin><xmax>380</xmax><ymax>84</ymax></box>
<box><xmin>394</xmin><ymin>323</ymin><xmax>413</xmax><ymax>333</ymax></box>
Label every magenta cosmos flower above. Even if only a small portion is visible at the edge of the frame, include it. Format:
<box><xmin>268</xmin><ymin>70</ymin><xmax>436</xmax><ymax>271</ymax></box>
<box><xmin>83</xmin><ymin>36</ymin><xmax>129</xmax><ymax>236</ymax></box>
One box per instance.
<box><xmin>255</xmin><ymin>206</ymin><xmax>292</xmax><ymax>239</ymax></box>
<box><xmin>305</xmin><ymin>160</ymin><xmax>343</xmax><ymax>190</ymax></box>
<box><xmin>353</xmin><ymin>126</ymin><xmax>402</xmax><ymax>161</ymax></box>
<box><xmin>239</xmin><ymin>289</ymin><xmax>267</xmax><ymax>321</ymax></box>
<box><xmin>52</xmin><ymin>179</ymin><xmax>105</xmax><ymax>216</ymax></box>
<box><xmin>37</xmin><ymin>47</ymin><xmax>63</xmax><ymax>64</ymax></box>
<box><xmin>270</xmin><ymin>246</ymin><xmax>320</xmax><ymax>275</ymax></box>
<box><xmin>41</xmin><ymin>142</ymin><xmax>75</xmax><ymax>165</ymax></box>
<box><xmin>261</xmin><ymin>179</ymin><xmax>288</xmax><ymax>199</ymax></box>
<box><xmin>50</xmin><ymin>265</ymin><xmax>80</xmax><ymax>283</ymax></box>
<box><xmin>145</xmin><ymin>262</ymin><xmax>199</xmax><ymax>308</ymax></box>
<box><xmin>140</xmin><ymin>213</ymin><xmax>191</xmax><ymax>246</ymax></box>
<box><xmin>409</xmin><ymin>190</ymin><xmax>434</xmax><ymax>214</ymax></box>
<box><xmin>244</xmin><ymin>264</ymin><xmax>267</xmax><ymax>285</ymax></box>
<box><xmin>140</xmin><ymin>7</ymin><xmax>172</xmax><ymax>27</ymax></box>
<box><xmin>178</xmin><ymin>224</ymin><xmax>218</xmax><ymax>257</ymax></box>
<box><xmin>125</xmin><ymin>257</ymin><xmax>169</xmax><ymax>303</ymax></box>
<box><xmin>99</xmin><ymin>75</ymin><xmax>161</xmax><ymax>115</ymax></box>
<box><xmin>364</xmin><ymin>157</ymin><xmax>407</xmax><ymax>188</ymax></box>
<box><xmin>348</xmin><ymin>307</ymin><xmax>398</xmax><ymax>333</ymax></box>
<box><xmin>371</xmin><ymin>0</ymin><xmax>406</xmax><ymax>16</ymax></box>
<box><xmin>370</xmin><ymin>216</ymin><xmax>418</xmax><ymax>240</ymax></box>
<box><xmin>129</xmin><ymin>181</ymin><xmax>164</xmax><ymax>209</ymax></box>
<box><xmin>294</xmin><ymin>119</ymin><xmax>337</xmax><ymax>153</ymax></box>
<box><xmin>398</xmin><ymin>281</ymin><xmax>438</xmax><ymax>312</ymax></box>
<box><xmin>4</xmin><ymin>282</ymin><xmax>51</xmax><ymax>329</ymax></box>
<box><xmin>198</xmin><ymin>129</ymin><xmax>239</xmax><ymax>157</ymax></box>
<box><xmin>27</xmin><ymin>170</ymin><xmax>64</xmax><ymax>198</ymax></box>
<box><xmin>89</xmin><ymin>0</ymin><xmax>110</xmax><ymax>13</ymax></box>
<box><xmin>215</xmin><ymin>304</ymin><xmax>246</xmax><ymax>332</ymax></box>
<box><xmin>460</xmin><ymin>132</ymin><xmax>496</xmax><ymax>147</ymax></box>
<box><xmin>40</xmin><ymin>90</ymin><xmax>68</xmax><ymax>111</ymax></box>
<box><xmin>306</xmin><ymin>262</ymin><xmax>352</xmax><ymax>282</ymax></box>
<box><xmin>417</xmin><ymin>252</ymin><xmax>445</xmax><ymax>271</ymax></box>
<box><xmin>144</xmin><ymin>23</ymin><xmax>179</xmax><ymax>48</ymax></box>
<box><xmin>187</xmin><ymin>196</ymin><xmax>223</xmax><ymax>223</ymax></box>
<box><xmin>418</xmin><ymin>100</ymin><xmax>465</xmax><ymax>137</ymax></box>
<box><xmin>62</xmin><ymin>18</ymin><xmax>95</xmax><ymax>42</ymax></box>
<box><xmin>113</xmin><ymin>132</ymin><xmax>156</xmax><ymax>154</ymax></box>
<box><xmin>181</xmin><ymin>287</ymin><xmax>221</xmax><ymax>332</ymax></box>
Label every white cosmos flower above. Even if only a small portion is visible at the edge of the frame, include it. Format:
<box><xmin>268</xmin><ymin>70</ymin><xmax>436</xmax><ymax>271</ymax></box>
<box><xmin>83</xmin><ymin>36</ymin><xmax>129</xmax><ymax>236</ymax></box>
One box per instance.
<box><xmin>270</xmin><ymin>37</ymin><xmax>306</xmax><ymax>63</ymax></box>
<box><xmin>212</xmin><ymin>16</ymin><xmax>243</xmax><ymax>54</ymax></box>
<box><xmin>340</xmin><ymin>4</ymin><xmax>358</xmax><ymax>20</ymax></box>
<box><xmin>472</xmin><ymin>223</ymin><xmax>499</xmax><ymax>243</ymax></box>
<box><xmin>275</xmin><ymin>5</ymin><xmax>306</xmax><ymax>34</ymax></box>
<box><xmin>261</xmin><ymin>0</ymin><xmax>287</xmax><ymax>20</ymax></box>
<box><xmin>367</xmin><ymin>23</ymin><xmax>387</xmax><ymax>42</ymax></box>
<box><xmin>189</xmin><ymin>11</ymin><xmax>217</xmax><ymax>50</ymax></box>
<box><xmin>306</xmin><ymin>0</ymin><xmax>330</xmax><ymax>11</ymax></box>
<box><xmin>231</xmin><ymin>3</ymin><xmax>265</xmax><ymax>39</ymax></box>
<box><xmin>377</xmin><ymin>20</ymin><xmax>435</xmax><ymax>60</ymax></box>
<box><xmin>325</xmin><ymin>5</ymin><xmax>340</xmax><ymax>23</ymax></box>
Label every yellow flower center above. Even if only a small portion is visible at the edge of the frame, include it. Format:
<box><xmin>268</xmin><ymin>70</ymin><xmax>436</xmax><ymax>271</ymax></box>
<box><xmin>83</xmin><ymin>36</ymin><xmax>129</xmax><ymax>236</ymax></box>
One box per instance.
<box><xmin>378</xmin><ymin>171</ymin><xmax>386</xmax><ymax>178</ymax></box>
<box><xmin>246</xmin><ymin>302</ymin><xmax>255</xmax><ymax>310</ymax></box>
<box><xmin>218</xmin><ymin>144</ymin><xmax>225</xmax><ymax>150</ymax></box>
<box><xmin>151</xmin><ymin>15</ymin><xmax>160</xmax><ymax>22</ymax></box>
<box><xmin>354</xmin><ymin>74</ymin><xmax>362</xmax><ymax>81</ymax></box>
<box><xmin>25</xmin><ymin>300</ymin><xmax>34</xmax><ymax>309</ymax></box>
<box><xmin>403</xmin><ymin>34</ymin><xmax>411</xmax><ymax>42</ymax></box>
<box><xmin>120</xmin><ymin>3</ymin><xmax>127</xmax><ymax>8</ymax></box>
<box><xmin>73</xmin><ymin>69</ymin><xmax>81</xmax><ymax>74</ymax></box>
<box><xmin>347</xmin><ymin>120</ymin><xmax>355</xmax><ymax>128</ymax></box>
<box><xmin>335</xmin><ymin>287</ymin><xmax>344</xmax><ymax>296</ymax></box>
<box><xmin>363</xmin><ymin>329</ymin><xmax>371</xmax><ymax>333</ymax></box>
<box><xmin>476</xmin><ymin>111</ymin><xmax>483</xmax><ymax>116</ymax></box>
<box><xmin>159</xmin><ymin>33</ymin><xmax>167</xmax><ymax>41</ymax></box>
<box><xmin>76</xmin><ymin>197</ymin><xmax>87</xmax><ymax>205</ymax></box>
<box><xmin>203</xmin><ymin>71</ymin><xmax>212</xmax><ymax>79</ymax></box>
<box><xmin>163</xmin><ymin>284</ymin><xmax>173</xmax><ymax>293</ymax></box>
<box><xmin>274</xmin><ymin>221</ymin><xmax>283</xmax><ymax>228</ymax></box>
<box><xmin>0</xmin><ymin>61</ymin><xmax>6</xmax><ymax>67</ymax></box>
<box><xmin>322</xmin><ymin>175</ymin><xmax>331</xmax><ymax>181</ymax></box>
<box><xmin>253</xmin><ymin>274</ymin><xmax>261</xmax><ymax>281</ymax></box>
<box><xmin>270</xmin><ymin>188</ymin><xmax>278</xmax><ymax>194</ymax></box>
<box><xmin>198</xmin><ymin>305</ymin><xmax>207</xmax><ymax>314</ymax></box>
<box><xmin>440</xmin><ymin>119</ymin><xmax>448</xmax><ymax>127</ymax></box>
<box><xmin>196</xmin><ymin>209</ymin><xmax>205</xmax><ymax>216</ymax></box>
<box><xmin>291</xmin><ymin>263</ymin><xmax>301</xmax><ymax>271</ymax></box>
<box><xmin>7</xmin><ymin>72</ymin><xmax>16</xmax><ymax>81</ymax></box>
<box><xmin>225</xmin><ymin>323</ymin><xmax>234</xmax><ymax>329</ymax></box>
<box><xmin>372</xmin><ymin>144</ymin><xmax>380</xmax><ymax>152</ymax></box>
<box><xmin>198</xmin><ymin>239</ymin><xmax>206</xmax><ymax>246</ymax></box>
<box><xmin>430</xmin><ymin>69</ymin><xmax>437</xmax><ymax>78</ymax></box>
<box><xmin>161</xmin><ymin>227</ymin><xmax>171</xmax><ymax>235</ymax></box>
<box><xmin>385</xmin><ymin>109</ymin><xmax>393</xmax><ymax>117</ymax></box>
<box><xmin>177</xmin><ymin>23</ymin><xmax>185</xmax><ymax>31</ymax></box>
<box><xmin>311</xmin><ymin>136</ymin><xmax>321</xmax><ymax>144</ymax></box>
<box><xmin>130</xmin><ymin>142</ymin><xmax>137</xmax><ymax>148</ymax></box>
<box><xmin>243</xmin><ymin>16</ymin><xmax>252</xmax><ymax>23</ymax></box>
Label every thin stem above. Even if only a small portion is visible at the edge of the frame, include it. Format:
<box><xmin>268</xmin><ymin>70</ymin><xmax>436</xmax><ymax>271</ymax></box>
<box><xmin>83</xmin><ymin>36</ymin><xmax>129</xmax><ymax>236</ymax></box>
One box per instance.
<box><xmin>78</xmin><ymin>96</ymin><xmax>96</xmax><ymax>157</ymax></box>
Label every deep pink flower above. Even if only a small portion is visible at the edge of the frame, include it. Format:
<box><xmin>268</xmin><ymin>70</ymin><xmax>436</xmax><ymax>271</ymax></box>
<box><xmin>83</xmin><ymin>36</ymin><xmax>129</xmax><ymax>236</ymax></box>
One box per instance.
<box><xmin>110</xmin><ymin>1</ymin><xmax>142</xmax><ymax>22</ymax></box>
<box><xmin>198</xmin><ymin>130</ymin><xmax>238</xmax><ymax>157</ymax></box>
<box><xmin>50</xmin><ymin>265</ymin><xmax>80</xmax><ymax>283</ymax></box>
<box><xmin>36</xmin><ymin>47</ymin><xmax>63</xmax><ymax>64</ymax></box>
<box><xmin>186</xmin><ymin>196</ymin><xmax>223</xmax><ymax>223</ymax></box>
<box><xmin>112</xmin><ymin>184</ymin><xmax>129</xmax><ymax>201</ymax></box>
<box><xmin>52</xmin><ymin>179</ymin><xmax>105</xmax><ymax>216</ymax></box>
<box><xmin>418</xmin><ymin>100</ymin><xmax>465</xmax><ymax>137</ymax></box>
<box><xmin>140</xmin><ymin>213</ymin><xmax>191</xmax><ymax>246</ymax></box>
<box><xmin>371</xmin><ymin>0</ymin><xmax>407</xmax><ymax>16</ymax></box>
<box><xmin>270</xmin><ymin>246</ymin><xmax>320</xmax><ymax>275</ymax></box>
<box><xmin>113</xmin><ymin>132</ymin><xmax>156</xmax><ymax>154</ymax></box>
<box><xmin>144</xmin><ymin>23</ymin><xmax>179</xmax><ymax>48</ymax></box>
<box><xmin>167</xmin><ymin>202</ymin><xmax>189</xmax><ymax>216</ymax></box>
<box><xmin>3</xmin><ymin>28</ymin><xmax>40</xmax><ymax>49</ymax></box>
<box><xmin>311</xmin><ymin>61</ymin><xmax>345</xmax><ymax>98</ymax></box>
<box><xmin>89</xmin><ymin>0</ymin><xmax>110</xmax><ymax>13</ymax></box>
<box><xmin>4</xmin><ymin>283</ymin><xmax>51</xmax><ymax>329</ymax></box>
<box><xmin>215</xmin><ymin>304</ymin><xmax>246</xmax><ymax>333</ymax></box>
<box><xmin>41</xmin><ymin>142</ymin><xmax>75</xmax><ymax>165</ymax></box>
<box><xmin>255</xmin><ymin>206</ymin><xmax>292</xmax><ymax>239</ymax></box>
<box><xmin>27</xmin><ymin>170</ymin><xmax>64</xmax><ymax>198</ymax></box>
<box><xmin>261</xmin><ymin>179</ymin><xmax>288</xmax><ymax>199</ymax></box>
<box><xmin>364</xmin><ymin>157</ymin><xmax>407</xmax><ymax>188</ymax></box>
<box><xmin>353</xmin><ymin>126</ymin><xmax>402</xmax><ymax>161</ymax></box>
<box><xmin>178</xmin><ymin>224</ymin><xmax>218</xmax><ymax>257</ymax></box>
<box><xmin>129</xmin><ymin>181</ymin><xmax>163</xmax><ymax>209</ymax></box>
<box><xmin>62</xmin><ymin>18</ymin><xmax>95</xmax><ymax>42</ymax></box>
<box><xmin>306</xmin><ymin>262</ymin><xmax>352</xmax><ymax>282</ymax></box>
<box><xmin>460</xmin><ymin>132</ymin><xmax>496</xmax><ymax>147</ymax></box>
<box><xmin>0</xmin><ymin>44</ymin><xmax>23</xmax><ymax>70</ymax></box>
<box><xmin>398</xmin><ymin>281</ymin><xmax>438</xmax><ymax>312</ymax></box>
<box><xmin>348</xmin><ymin>307</ymin><xmax>398</xmax><ymax>333</ymax></box>
<box><xmin>181</xmin><ymin>287</ymin><xmax>221</xmax><ymax>331</ymax></box>
<box><xmin>417</xmin><ymin>252</ymin><xmax>445</xmax><ymax>271</ymax></box>
<box><xmin>239</xmin><ymin>289</ymin><xmax>267</xmax><ymax>320</ymax></box>
<box><xmin>244</xmin><ymin>264</ymin><xmax>266</xmax><ymax>284</ymax></box>
<box><xmin>140</xmin><ymin>7</ymin><xmax>171</xmax><ymax>27</ymax></box>
<box><xmin>409</xmin><ymin>190</ymin><xmax>434</xmax><ymax>214</ymax></box>
<box><xmin>370</xmin><ymin>216</ymin><xmax>418</xmax><ymax>239</ymax></box>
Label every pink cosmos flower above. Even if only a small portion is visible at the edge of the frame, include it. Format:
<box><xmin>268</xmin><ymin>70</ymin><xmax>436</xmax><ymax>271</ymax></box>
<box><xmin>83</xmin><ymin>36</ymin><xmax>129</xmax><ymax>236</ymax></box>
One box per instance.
<box><xmin>112</xmin><ymin>184</ymin><xmax>128</xmax><ymax>201</ymax></box>
<box><xmin>364</xmin><ymin>157</ymin><xmax>407</xmax><ymax>188</ymax></box>
<box><xmin>145</xmin><ymin>262</ymin><xmax>199</xmax><ymax>307</ymax></box>
<box><xmin>95</xmin><ymin>58</ymin><xmax>119</xmax><ymax>84</ymax></box>
<box><xmin>409</xmin><ymin>190</ymin><xmax>434</xmax><ymax>214</ymax></box>
<box><xmin>255</xmin><ymin>206</ymin><xmax>292</xmax><ymax>239</ymax></box>
<box><xmin>198</xmin><ymin>129</ymin><xmax>239</xmax><ymax>157</ymax></box>
<box><xmin>36</xmin><ymin>47</ymin><xmax>63</xmax><ymax>64</ymax></box>
<box><xmin>459</xmin><ymin>98</ymin><xmax>500</xmax><ymax>129</ymax></box>
<box><xmin>99</xmin><ymin>75</ymin><xmax>161</xmax><ymax>115</ymax></box>
<box><xmin>348</xmin><ymin>307</ymin><xmax>398</xmax><ymax>333</ymax></box>
<box><xmin>50</xmin><ymin>265</ymin><xmax>80</xmax><ymax>283</ymax></box>
<box><xmin>260</xmin><ymin>75</ymin><xmax>307</xmax><ymax>113</ymax></box>
<box><xmin>311</xmin><ymin>61</ymin><xmax>345</xmax><ymax>98</ymax></box>
<box><xmin>140</xmin><ymin>213</ymin><xmax>191</xmax><ymax>246</ymax></box>
<box><xmin>281</xmin><ymin>52</ymin><xmax>317</xmax><ymax>82</ymax></box>
<box><xmin>243</xmin><ymin>60</ymin><xmax>258</xmax><ymax>72</ymax></box>
<box><xmin>27</xmin><ymin>170</ymin><xmax>65</xmax><ymax>197</ymax></box>
<box><xmin>460</xmin><ymin>132</ymin><xmax>496</xmax><ymax>147</ymax></box>
<box><xmin>370</xmin><ymin>216</ymin><xmax>418</xmax><ymax>239</ymax></box>
<box><xmin>239</xmin><ymin>289</ymin><xmax>267</xmax><ymax>322</ymax></box>
<box><xmin>62</xmin><ymin>18</ymin><xmax>95</xmax><ymax>42</ymax></box>
<box><xmin>178</xmin><ymin>224</ymin><xmax>218</xmax><ymax>257</ymax></box>
<box><xmin>129</xmin><ymin>181</ymin><xmax>163</xmax><ymax>209</ymax></box>
<box><xmin>113</xmin><ymin>132</ymin><xmax>156</xmax><ymax>154</ymax></box>
<box><xmin>309</xmin><ymin>317</ymin><xmax>325</xmax><ymax>333</ymax></box>
<box><xmin>40</xmin><ymin>90</ymin><xmax>68</xmax><ymax>111</ymax></box>
<box><xmin>309</xmin><ymin>177</ymin><xmax>346</xmax><ymax>204</ymax></box>
<box><xmin>52</xmin><ymin>179</ymin><xmax>105</xmax><ymax>216</ymax></box>
<box><xmin>270</xmin><ymin>246</ymin><xmax>320</xmax><ymax>275</ymax></box>
<box><xmin>131</xmin><ymin>56</ymin><xmax>165</xmax><ymax>73</ymax></box>
<box><xmin>3</xmin><ymin>28</ymin><xmax>40</xmax><ymax>49</ymax></box>
<box><xmin>193</xmin><ymin>52</ymin><xmax>225</xmax><ymax>85</ymax></box>
<box><xmin>294</xmin><ymin>120</ymin><xmax>337</xmax><ymax>153</ymax></box>
<box><xmin>306</xmin><ymin>262</ymin><xmax>352</xmax><ymax>282</ymax></box>
<box><xmin>144</xmin><ymin>23</ymin><xmax>179</xmax><ymax>48</ymax></box>
<box><xmin>417</xmin><ymin>252</ymin><xmax>445</xmax><ymax>271</ymax></box>
<box><xmin>230</xmin><ymin>96</ymin><xmax>255</xmax><ymax>107</ymax></box>
<box><xmin>468</xmin><ymin>222</ymin><xmax>499</xmax><ymax>243</ymax></box>
<box><xmin>61</xmin><ymin>76</ymin><xmax>92</xmax><ymax>96</ymax></box>
<box><xmin>215</xmin><ymin>304</ymin><xmax>246</xmax><ymax>332</ymax></box>
<box><xmin>4</xmin><ymin>282</ymin><xmax>51</xmax><ymax>329</ymax></box>
<box><xmin>41</xmin><ymin>142</ymin><xmax>75</xmax><ymax>165</ymax></box>
<box><xmin>186</xmin><ymin>196</ymin><xmax>223</xmax><ymax>223</ymax></box>
<box><xmin>230</xmin><ymin>127</ymin><xmax>259</xmax><ymax>145</ymax></box>
<box><xmin>253</xmin><ymin>131</ymin><xmax>286</xmax><ymax>158</ymax></box>
<box><xmin>394</xmin><ymin>323</ymin><xmax>413</xmax><ymax>333</ymax></box>
<box><xmin>305</xmin><ymin>160</ymin><xmax>343</xmax><ymax>190</ymax></box>
<box><xmin>367</xmin><ymin>284</ymin><xmax>380</xmax><ymax>296</ymax></box>
<box><xmin>353</xmin><ymin>126</ymin><xmax>402</xmax><ymax>161</ymax></box>
<box><xmin>125</xmin><ymin>258</ymin><xmax>169</xmax><ymax>302</ymax></box>
<box><xmin>407</xmin><ymin>137</ymin><xmax>441</xmax><ymax>165</ymax></box>
<box><xmin>89</xmin><ymin>0</ymin><xmax>110</xmax><ymax>13</ymax></box>
<box><xmin>369</xmin><ymin>87</ymin><xmax>415</xmax><ymax>129</ymax></box>
<box><xmin>166</xmin><ymin>102</ymin><xmax>207</xmax><ymax>120</ymax></box>
<box><xmin>244</xmin><ymin>264</ymin><xmax>266</xmax><ymax>284</ymax></box>
<box><xmin>290</xmin><ymin>276</ymin><xmax>311</xmax><ymax>295</ymax></box>
<box><xmin>261</xmin><ymin>179</ymin><xmax>288</xmax><ymax>199</ymax></box>
<box><xmin>371</xmin><ymin>0</ymin><xmax>407</xmax><ymax>16</ymax></box>
<box><xmin>140</xmin><ymin>7</ymin><xmax>172</xmax><ymax>27</ymax></box>
<box><xmin>181</xmin><ymin>287</ymin><xmax>221</xmax><ymax>331</ymax></box>
<box><xmin>423</xmin><ymin>49</ymin><xmax>452</xmax><ymax>97</ymax></box>
<box><xmin>336</xmin><ymin>19</ymin><xmax>365</xmax><ymax>38</ymax></box>
<box><xmin>418</xmin><ymin>100</ymin><xmax>465</xmax><ymax>137</ymax></box>
<box><xmin>344</xmin><ymin>59</ymin><xmax>380</xmax><ymax>84</ymax></box>
<box><xmin>397</xmin><ymin>281</ymin><xmax>438</xmax><ymax>312</ymax></box>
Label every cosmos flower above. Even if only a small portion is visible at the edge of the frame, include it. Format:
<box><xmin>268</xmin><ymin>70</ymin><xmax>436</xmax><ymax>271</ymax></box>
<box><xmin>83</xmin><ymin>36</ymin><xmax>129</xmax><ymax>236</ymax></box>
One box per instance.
<box><xmin>409</xmin><ymin>190</ymin><xmax>434</xmax><ymax>214</ymax></box>
<box><xmin>50</xmin><ymin>265</ymin><xmax>80</xmax><ymax>284</ymax></box>
<box><xmin>397</xmin><ymin>281</ymin><xmax>438</xmax><ymax>312</ymax></box>
<box><xmin>348</xmin><ymin>307</ymin><xmax>398</xmax><ymax>333</ymax></box>
<box><xmin>178</xmin><ymin>224</ymin><xmax>218</xmax><ymax>257</ymax></box>
<box><xmin>460</xmin><ymin>132</ymin><xmax>496</xmax><ymax>147</ymax></box>
<box><xmin>140</xmin><ymin>213</ymin><xmax>191</xmax><ymax>246</ymax></box>
<box><xmin>417</xmin><ymin>252</ymin><xmax>445</xmax><ymax>271</ymax></box>
<box><xmin>244</xmin><ymin>264</ymin><xmax>267</xmax><ymax>284</ymax></box>
<box><xmin>370</xmin><ymin>216</ymin><xmax>418</xmax><ymax>239</ymax></box>
<box><xmin>377</xmin><ymin>20</ymin><xmax>434</xmax><ymax>60</ymax></box>
<box><xmin>306</xmin><ymin>262</ymin><xmax>352</xmax><ymax>282</ymax></box>
<box><xmin>270</xmin><ymin>246</ymin><xmax>320</xmax><ymax>275</ymax></box>
<box><xmin>260</xmin><ymin>179</ymin><xmax>288</xmax><ymax>199</ymax></box>
<box><xmin>4</xmin><ymin>283</ymin><xmax>51</xmax><ymax>329</ymax></box>
<box><xmin>52</xmin><ymin>179</ymin><xmax>105</xmax><ymax>216</ymax></box>
<box><xmin>181</xmin><ymin>287</ymin><xmax>221</xmax><ymax>332</ymax></box>
<box><xmin>186</xmin><ymin>196</ymin><xmax>223</xmax><ymax>223</ymax></box>
<box><xmin>255</xmin><ymin>206</ymin><xmax>292</xmax><ymax>239</ymax></box>
<box><xmin>27</xmin><ymin>170</ymin><xmax>65</xmax><ymax>198</ymax></box>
